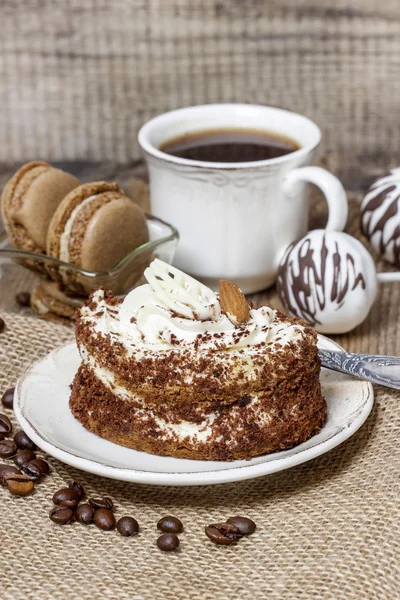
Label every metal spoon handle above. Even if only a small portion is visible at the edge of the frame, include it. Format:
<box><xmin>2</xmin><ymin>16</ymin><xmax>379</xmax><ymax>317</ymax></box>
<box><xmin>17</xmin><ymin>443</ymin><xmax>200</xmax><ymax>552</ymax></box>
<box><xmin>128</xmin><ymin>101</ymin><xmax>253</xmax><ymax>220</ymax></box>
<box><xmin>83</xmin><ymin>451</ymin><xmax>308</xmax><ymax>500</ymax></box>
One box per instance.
<box><xmin>318</xmin><ymin>349</ymin><xmax>400</xmax><ymax>391</ymax></box>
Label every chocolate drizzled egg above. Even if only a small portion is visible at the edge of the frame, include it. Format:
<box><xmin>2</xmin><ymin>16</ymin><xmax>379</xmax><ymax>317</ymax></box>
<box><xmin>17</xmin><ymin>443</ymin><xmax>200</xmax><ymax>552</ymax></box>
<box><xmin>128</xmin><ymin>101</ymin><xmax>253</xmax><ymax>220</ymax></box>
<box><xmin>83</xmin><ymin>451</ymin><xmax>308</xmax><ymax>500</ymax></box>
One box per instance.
<box><xmin>277</xmin><ymin>229</ymin><xmax>377</xmax><ymax>334</ymax></box>
<box><xmin>360</xmin><ymin>168</ymin><xmax>400</xmax><ymax>267</ymax></box>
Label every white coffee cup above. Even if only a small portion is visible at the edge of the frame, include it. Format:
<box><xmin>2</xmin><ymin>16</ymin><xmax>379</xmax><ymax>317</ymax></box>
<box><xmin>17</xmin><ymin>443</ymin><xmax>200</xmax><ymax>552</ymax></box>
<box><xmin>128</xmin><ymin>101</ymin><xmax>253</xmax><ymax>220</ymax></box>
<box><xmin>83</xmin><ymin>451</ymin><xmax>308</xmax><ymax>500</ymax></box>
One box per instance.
<box><xmin>138</xmin><ymin>103</ymin><xmax>348</xmax><ymax>293</ymax></box>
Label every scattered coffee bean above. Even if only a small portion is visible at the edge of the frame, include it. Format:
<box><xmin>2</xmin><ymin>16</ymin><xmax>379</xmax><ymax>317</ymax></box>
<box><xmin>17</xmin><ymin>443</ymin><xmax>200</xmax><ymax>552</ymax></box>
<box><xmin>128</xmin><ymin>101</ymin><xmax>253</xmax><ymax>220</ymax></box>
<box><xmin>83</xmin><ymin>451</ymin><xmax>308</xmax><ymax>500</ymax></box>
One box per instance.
<box><xmin>226</xmin><ymin>516</ymin><xmax>256</xmax><ymax>536</ymax></box>
<box><xmin>117</xmin><ymin>516</ymin><xmax>139</xmax><ymax>537</ymax></box>
<box><xmin>0</xmin><ymin>317</ymin><xmax>5</xmax><ymax>333</ymax></box>
<box><xmin>28</xmin><ymin>458</ymin><xmax>50</xmax><ymax>475</ymax></box>
<box><xmin>13</xmin><ymin>450</ymin><xmax>37</xmax><ymax>467</ymax></box>
<box><xmin>14</xmin><ymin>430</ymin><xmax>36</xmax><ymax>451</ymax></box>
<box><xmin>5</xmin><ymin>473</ymin><xmax>34</xmax><ymax>496</ymax></box>
<box><xmin>0</xmin><ymin>413</ymin><xmax>12</xmax><ymax>435</ymax></box>
<box><xmin>52</xmin><ymin>487</ymin><xmax>79</xmax><ymax>509</ymax></box>
<box><xmin>157</xmin><ymin>515</ymin><xmax>183</xmax><ymax>534</ymax></box>
<box><xmin>74</xmin><ymin>503</ymin><xmax>94</xmax><ymax>524</ymax></box>
<box><xmin>0</xmin><ymin>439</ymin><xmax>17</xmax><ymax>458</ymax></box>
<box><xmin>157</xmin><ymin>533</ymin><xmax>180</xmax><ymax>552</ymax></box>
<box><xmin>0</xmin><ymin>432</ymin><xmax>4</xmax><ymax>441</ymax></box>
<box><xmin>20</xmin><ymin>461</ymin><xmax>42</xmax><ymax>482</ymax></box>
<box><xmin>16</xmin><ymin>292</ymin><xmax>31</xmax><ymax>307</ymax></box>
<box><xmin>89</xmin><ymin>496</ymin><xmax>114</xmax><ymax>511</ymax></box>
<box><xmin>0</xmin><ymin>463</ymin><xmax>20</xmax><ymax>485</ymax></box>
<box><xmin>49</xmin><ymin>505</ymin><xmax>74</xmax><ymax>525</ymax></box>
<box><xmin>1</xmin><ymin>388</ymin><xmax>14</xmax><ymax>410</ymax></box>
<box><xmin>93</xmin><ymin>508</ymin><xmax>116</xmax><ymax>531</ymax></box>
<box><xmin>68</xmin><ymin>481</ymin><xmax>84</xmax><ymax>500</ymax></box>
<box><xmin>205</xmin><ymin>522</ymin><xmax>241</xmax><ymax>545</ymax></box>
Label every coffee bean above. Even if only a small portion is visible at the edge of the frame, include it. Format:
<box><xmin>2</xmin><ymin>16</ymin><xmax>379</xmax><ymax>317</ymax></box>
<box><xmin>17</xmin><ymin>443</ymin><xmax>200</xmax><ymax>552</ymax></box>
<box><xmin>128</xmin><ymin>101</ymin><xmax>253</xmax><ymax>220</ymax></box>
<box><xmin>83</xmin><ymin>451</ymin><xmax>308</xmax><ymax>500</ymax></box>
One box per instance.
<box><xmin>0</xmin><ymin>413</ymin><xmax>12</xmax><ymax>435</ymax></box>
<box><xmin>89</xmin><ymin>496</ymin><xmax>114</xmax><ymax>511</ymax></box>
<box><xmin>74</xmin><ymin>503</ymin><xmax>94</xmax><ymax>524</ymax></box>
<box><xmin>0</xmin><ymin>432</ymin><xmax>4</xmax><ymax>441</ymax></box>
<box><xmin>117</xmin><ymin>516</ymin><xmax>139</xmax><ymax>537</ymax></box>
<box><xmin>157</xmin><ymin>515</ymin><xmax>183</xmax><ymax>534</ymax></box>
<box><xmin>157</xmin><ymin>533</ymin><xmax>180</xmax><ymax>552</ymax></box>
<box><xmin>5</xmin><ymin>473</ymin><xmax>34</xmax><ymax>496</ymax></box>
<box><xmin>49</xmin><ymin>505</ymin><xmax>74</xmax><ymax>525</ymax></box>
<box><xmin>0</xmin><ymin>463</ymin><xmax>20</xmax><ymax>485</ymax></box>
<box><xmin>0</xmin><ymin>439</ymin><xmax>17</xmax><ymax>458</ymax></box>
<box><xmin>1</xmin><ymin>388</ymin><xmax>14</xmax><ymax>410</ymax></box>
<box><xmin>205</xmin><ymin>522</ymin><xmax>241</xmax><ymax>545</ymax></box>
<box><xmin>16</xmin><ymin>292</ymin><xmax>31</xmax><ymax>307</ymax></box>
<box><xmin>13</xmin><ymin>450</ymin><xmax>37</xmax><ymax>467</ymax></box>
<box><xmin>0</xmin><ymin>317</ymin><xmax>5</xmax><ymax>333</ymax></box>
<box><xmin>226</xmin><ymin>516</ymin><xmax>256</xmax><ymax>536</ymax></box>
<box><xmin>68</xmin><ymin>481</ymin><xmax>84</xmax><ymax>500</ymax></box>
<box><xmin>93</xmin><ymin>508</ymin><xmax>116</xmax><ymax>531</ymax></box>
<box><xmin>20</xmin><ymin>462</ymin><xmax>42</xmax><ymax>481</ymax></box>
<box><xmin>53</xmin><ymin>487</ymin><xmax>79</xmax><ymax>509</ymax></box>
<box><xmin>29</xmin><ymin>458</ymin><xmax>50</xmax><ymax>475</ymax></box>
<box><xmin>14</xmin><ymin>430</ymin><xmax>36</xmax><ymax>451</ymax></box>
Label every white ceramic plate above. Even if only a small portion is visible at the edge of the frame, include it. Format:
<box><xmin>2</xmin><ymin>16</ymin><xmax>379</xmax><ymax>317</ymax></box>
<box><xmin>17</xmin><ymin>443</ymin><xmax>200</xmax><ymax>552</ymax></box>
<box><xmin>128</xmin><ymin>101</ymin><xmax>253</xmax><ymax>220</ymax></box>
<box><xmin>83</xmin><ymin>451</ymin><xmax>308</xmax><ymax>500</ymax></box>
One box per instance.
<box><xmin>14</xmin><ymin>337</ymin><xmax>373</xmax><ymax>486</ymax></box>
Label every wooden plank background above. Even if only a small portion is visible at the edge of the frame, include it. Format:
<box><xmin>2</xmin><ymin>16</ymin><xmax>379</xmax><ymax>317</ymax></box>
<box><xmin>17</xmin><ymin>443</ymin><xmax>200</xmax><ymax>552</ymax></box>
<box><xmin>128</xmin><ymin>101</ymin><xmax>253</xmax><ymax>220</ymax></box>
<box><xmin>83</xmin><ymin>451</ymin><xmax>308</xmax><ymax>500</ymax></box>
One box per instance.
<box><xmin>0</xmin><ymin>0</ymin><xmax>399</xmax><ymax>186</ymax></box>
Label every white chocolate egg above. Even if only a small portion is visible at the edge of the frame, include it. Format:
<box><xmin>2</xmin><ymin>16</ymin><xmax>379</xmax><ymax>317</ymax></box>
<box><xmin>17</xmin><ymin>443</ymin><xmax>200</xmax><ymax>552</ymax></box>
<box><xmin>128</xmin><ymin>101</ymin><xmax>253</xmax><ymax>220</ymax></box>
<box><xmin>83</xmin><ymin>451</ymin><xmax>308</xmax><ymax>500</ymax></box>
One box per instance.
<box><xmin>360</xmin><ymin>168</ymin><xmax>400</xmax><ymax>267</ymax></box>
<box><xmin>277</xmin><ymin>229</ymin><xmax>377</xmax><ymax>334</ymax></box>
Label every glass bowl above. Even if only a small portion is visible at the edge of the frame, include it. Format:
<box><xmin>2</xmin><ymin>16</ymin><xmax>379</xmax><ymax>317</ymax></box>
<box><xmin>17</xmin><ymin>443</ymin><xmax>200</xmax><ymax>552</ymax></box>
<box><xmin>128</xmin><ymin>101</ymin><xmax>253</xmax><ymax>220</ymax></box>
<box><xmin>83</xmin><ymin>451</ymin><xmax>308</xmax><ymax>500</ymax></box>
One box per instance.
<box><xmin>0</xmin><ymin>214</ymin><xmax>179</xmax><ymax>297</ymax></box>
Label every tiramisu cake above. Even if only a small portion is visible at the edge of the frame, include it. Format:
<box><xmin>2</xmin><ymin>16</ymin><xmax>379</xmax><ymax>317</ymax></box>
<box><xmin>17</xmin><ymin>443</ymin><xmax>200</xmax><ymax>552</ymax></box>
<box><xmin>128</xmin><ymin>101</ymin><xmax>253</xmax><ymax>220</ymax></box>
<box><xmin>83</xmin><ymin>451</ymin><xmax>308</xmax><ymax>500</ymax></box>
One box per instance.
<box><xmin>70</xmin><ymin>259</ymin><xmax>326</xmax><ymax>461</ymax></box>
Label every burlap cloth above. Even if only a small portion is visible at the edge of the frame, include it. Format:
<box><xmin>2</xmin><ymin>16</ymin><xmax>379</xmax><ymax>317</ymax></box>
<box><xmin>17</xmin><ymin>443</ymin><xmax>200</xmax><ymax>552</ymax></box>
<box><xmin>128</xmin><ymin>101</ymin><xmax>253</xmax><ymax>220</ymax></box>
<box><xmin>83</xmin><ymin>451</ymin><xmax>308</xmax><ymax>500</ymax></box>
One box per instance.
<box><xmin>1</xmin><ymin>196</ymin><xmax>399</xmax><ymax>600</ymax></box>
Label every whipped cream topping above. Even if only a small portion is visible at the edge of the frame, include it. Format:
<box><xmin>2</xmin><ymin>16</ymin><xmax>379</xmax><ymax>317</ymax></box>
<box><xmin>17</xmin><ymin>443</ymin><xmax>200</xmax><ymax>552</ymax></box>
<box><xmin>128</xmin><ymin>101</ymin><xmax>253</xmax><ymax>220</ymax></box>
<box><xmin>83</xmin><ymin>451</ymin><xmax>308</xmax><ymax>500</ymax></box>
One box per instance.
<box><xmin>81</xmin><ymin>259</ymin><xmax>304</xmax><ymax>352</ymax></box>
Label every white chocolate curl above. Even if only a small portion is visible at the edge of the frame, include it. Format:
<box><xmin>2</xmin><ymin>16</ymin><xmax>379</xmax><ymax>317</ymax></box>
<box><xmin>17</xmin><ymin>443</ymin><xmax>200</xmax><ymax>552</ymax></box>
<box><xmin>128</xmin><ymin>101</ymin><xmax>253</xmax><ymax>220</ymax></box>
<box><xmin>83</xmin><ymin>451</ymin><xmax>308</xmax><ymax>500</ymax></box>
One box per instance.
<box><xmin>143</xmin><ymin>259</ymin><xmax>220</xmax><ymax>321</ymax></box>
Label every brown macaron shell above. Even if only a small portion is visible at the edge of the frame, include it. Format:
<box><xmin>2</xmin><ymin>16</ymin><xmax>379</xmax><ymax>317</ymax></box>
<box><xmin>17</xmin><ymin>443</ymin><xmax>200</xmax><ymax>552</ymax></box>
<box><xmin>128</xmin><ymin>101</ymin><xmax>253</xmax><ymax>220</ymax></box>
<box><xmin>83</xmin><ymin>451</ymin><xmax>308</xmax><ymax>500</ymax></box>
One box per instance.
<box><xmin>46</xmin><ymin>182</ymin><xmax>120</xmax><ymax>261</ymax></box>
<box><xmin>32</xmin><ymin>281</ymin><xmax>84</xmax><ymax>319</ymax></box>
<box><xmin>1</xmin><ymin>161</ymin><xmax>80</xmax><ymax>253</ymax></box>
<box><xmin>47</xmin><ymin>181</ymin><xmax>149</xmax><ymax>272</ymax></box>
<box><xmin>66</xmin><ymin>191</ymin><xmax>127</xmax><ymax>267</ymax></box>
<box><xmin>80</xmin><ymin>197</ymin><xmax>149</xmax><ymax>272</ymax></box>
<box><xmin>31</xmin><ymin>283</ymin><xmax>75</xmax><ymax>327</ymax></box>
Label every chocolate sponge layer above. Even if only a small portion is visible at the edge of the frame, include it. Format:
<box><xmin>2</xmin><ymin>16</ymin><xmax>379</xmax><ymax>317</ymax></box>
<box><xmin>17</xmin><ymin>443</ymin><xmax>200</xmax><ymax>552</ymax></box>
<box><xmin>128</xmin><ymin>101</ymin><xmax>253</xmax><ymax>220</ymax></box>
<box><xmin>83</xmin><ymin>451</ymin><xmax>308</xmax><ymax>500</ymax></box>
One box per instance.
<box><xmin>70</xmin><ymin>363</ymin><xmax>327</xmax><ymax>461</ymax></box>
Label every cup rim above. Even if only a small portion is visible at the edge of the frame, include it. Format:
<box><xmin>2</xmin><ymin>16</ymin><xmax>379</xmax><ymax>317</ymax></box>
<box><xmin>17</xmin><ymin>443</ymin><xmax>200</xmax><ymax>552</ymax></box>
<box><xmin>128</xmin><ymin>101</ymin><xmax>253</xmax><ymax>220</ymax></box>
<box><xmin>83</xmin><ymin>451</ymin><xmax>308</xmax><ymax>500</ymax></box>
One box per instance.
<box><xmin>138</xmin><ymin>103</ymin><xmax>321</xmax><ymax>170</ymax></box>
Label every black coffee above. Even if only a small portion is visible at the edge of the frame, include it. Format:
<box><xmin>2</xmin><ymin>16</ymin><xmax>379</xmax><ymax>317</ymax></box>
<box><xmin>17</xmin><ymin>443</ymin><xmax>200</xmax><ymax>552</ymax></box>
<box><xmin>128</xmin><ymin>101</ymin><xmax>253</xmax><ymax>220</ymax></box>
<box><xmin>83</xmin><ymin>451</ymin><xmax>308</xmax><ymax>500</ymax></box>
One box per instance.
<box><xmin>159</xmin><ymin>128</ymin><xmax>300</xmax><ymax>163</ymax></box>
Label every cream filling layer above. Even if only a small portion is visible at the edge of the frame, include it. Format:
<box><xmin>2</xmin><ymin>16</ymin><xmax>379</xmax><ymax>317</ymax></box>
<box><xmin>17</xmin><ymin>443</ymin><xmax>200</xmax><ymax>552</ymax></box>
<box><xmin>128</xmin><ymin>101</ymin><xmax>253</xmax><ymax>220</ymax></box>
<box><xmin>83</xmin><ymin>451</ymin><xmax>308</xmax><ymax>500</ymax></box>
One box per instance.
<box><xmin>59</xmin><ymin>195</ymin><xmax>99</xmax><ymax>262</ymax></box>
<box><xmin>80</xmin><ymin>349</ymin><xmax>274</xmax><ymax>445</ymax></box>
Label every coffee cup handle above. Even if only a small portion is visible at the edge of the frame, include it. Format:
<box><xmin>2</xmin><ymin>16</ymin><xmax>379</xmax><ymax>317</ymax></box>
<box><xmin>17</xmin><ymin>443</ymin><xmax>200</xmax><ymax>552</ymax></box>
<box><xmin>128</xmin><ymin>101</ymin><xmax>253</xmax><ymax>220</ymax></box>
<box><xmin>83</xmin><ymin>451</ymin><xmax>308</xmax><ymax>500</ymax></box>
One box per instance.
<box><xmin>282</xmin><ymin>166</ymin><xmax>348</xmax><ymax>231</ymax></box>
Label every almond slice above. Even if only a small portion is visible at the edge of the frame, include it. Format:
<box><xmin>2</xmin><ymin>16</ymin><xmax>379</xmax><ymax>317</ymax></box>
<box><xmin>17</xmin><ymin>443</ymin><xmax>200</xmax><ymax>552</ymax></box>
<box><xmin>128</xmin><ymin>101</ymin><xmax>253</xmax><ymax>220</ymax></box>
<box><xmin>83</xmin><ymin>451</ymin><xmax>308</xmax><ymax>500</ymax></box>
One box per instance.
<box><xmin>219</xmin><ymin>280</ymin><xmax>250</xmax><ymax>325</ymax></box>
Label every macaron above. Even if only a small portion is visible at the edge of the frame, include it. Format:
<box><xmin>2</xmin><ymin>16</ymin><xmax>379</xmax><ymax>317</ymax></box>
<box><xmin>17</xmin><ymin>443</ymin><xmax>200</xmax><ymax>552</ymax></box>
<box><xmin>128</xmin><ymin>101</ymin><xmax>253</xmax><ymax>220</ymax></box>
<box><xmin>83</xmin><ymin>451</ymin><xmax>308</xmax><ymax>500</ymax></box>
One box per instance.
<box><xmin>30</xmin><ymin>281</ymin><xmax>84</xmax><ymax>326</ymax></box>
<box><xmin>46</xmin><ymin>181</ymin><xmax>149</xmax><ymax>272</ymax></box>
<box><xmin>1</xmin><ymin>161</ymin><xmax>80</xmax><ymax>253</ymax></box>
